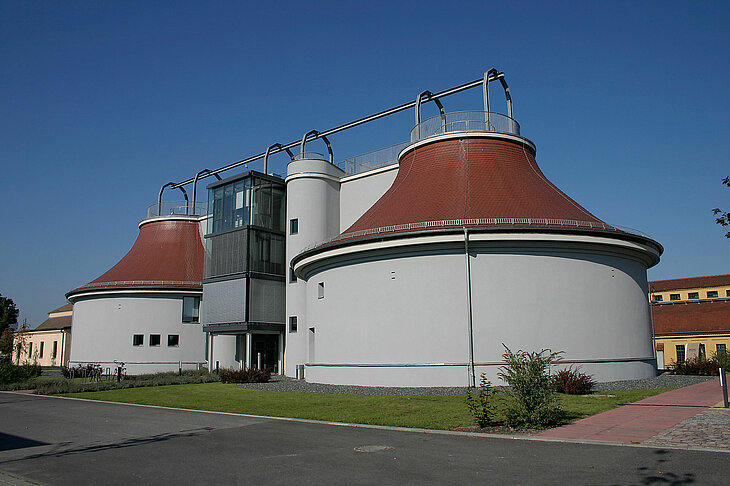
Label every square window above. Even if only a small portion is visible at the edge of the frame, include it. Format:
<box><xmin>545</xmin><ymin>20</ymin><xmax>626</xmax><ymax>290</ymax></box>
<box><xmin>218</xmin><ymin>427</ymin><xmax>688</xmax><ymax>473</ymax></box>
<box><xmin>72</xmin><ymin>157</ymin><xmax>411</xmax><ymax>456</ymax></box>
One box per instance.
<box><xmin>675</xmin><ymin>344</ymin><xmax>685</xmax><ymax>364</ymax></box>
<box><xmin>149</xmin><ymin>334</ymin><xmax>161</xmax><ymax>347</ymax></box>
<box><xmin>290</xmin><ymin>218</ymin><xmax>298</xmax><ymax>235</ymax></box>
<box><xmin>289</xmin><ymin>267</ymin><xmax>297</xmax><ymax>283</ymax></box>
<box><xmin>717</xmin><ymin>344</ymin><xmax>727</xmax><ymax>355</ymax></box>
<box><xmin>318</xmin><ymin>282</ymin><xmax>325</xmax><ymax>299</ymax></box>
<box><xmin>183</xmin><ymin>296</ymin><xmax>200</xmax><ymax>323</ymax></box>
<box><xmin>289</xmin><ymin>316</ymin><xmax>298</xmax><ymax>333</ymax></box>
<box><xmin>669</xmin><ymin>294</ymin><xmax>680</xmax><ymax>301</ymax></box>
<box><xmin>133</xmin><ymin>334</ymin><xmax>144</xmax><ymax>346</ymax></box>
<box><xmin>167</xmin><ymin>335</ymin><xmax>179</xmax><ymax>347</ymax></box>
<box><xmin>688</xmin><ymin>292</ymin><xmax>699</xmax><ymax>299</ymax></box>
<box><xmin>727</xmin><ymin>290</ymin><xmax>730</xmax><ymax>297</ymax></box>
<box><xmin>707</xmin><ymin>290</ymin><xmax>718</xmax><ymax>298</ymax></box>
<box><xmin>653</xmin><ymin>294</ymin><xmax>663</xmax><ymax>302</ymax></box>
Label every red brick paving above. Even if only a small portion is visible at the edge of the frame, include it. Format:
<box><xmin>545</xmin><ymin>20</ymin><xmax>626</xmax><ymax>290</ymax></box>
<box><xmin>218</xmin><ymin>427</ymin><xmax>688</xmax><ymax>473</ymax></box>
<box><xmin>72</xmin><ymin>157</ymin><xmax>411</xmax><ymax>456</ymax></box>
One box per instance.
<box><xmin>537</xmin><ymin>378</ymin><xmax>726</xmax><ymax>444</ymax></box>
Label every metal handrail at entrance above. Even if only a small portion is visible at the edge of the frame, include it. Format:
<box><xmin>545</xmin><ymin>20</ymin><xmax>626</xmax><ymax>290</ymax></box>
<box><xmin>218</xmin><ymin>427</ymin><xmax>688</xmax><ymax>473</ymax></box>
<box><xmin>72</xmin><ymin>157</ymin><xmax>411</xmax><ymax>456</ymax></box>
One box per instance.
<box><xmin>410</xmin><ymin>111</ymin><xmax>521</xmax><ymax>143</ymax></box>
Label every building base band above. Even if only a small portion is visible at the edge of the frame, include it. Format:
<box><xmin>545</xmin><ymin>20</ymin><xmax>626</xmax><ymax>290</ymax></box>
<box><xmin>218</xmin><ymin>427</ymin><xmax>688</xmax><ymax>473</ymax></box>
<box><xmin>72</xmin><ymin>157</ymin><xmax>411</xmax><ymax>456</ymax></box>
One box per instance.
<box><xmin>304</xmin><ymin>358</ymin><xmax>657</xmax><ymax>387</ymax></box>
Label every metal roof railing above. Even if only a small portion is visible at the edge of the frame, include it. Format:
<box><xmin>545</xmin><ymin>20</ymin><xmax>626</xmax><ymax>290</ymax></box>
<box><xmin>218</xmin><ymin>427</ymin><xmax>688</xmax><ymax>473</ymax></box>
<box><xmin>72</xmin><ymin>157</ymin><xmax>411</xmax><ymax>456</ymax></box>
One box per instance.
<box><xmin>337</xmin><ymin>142</ymin><xmax>409</xmax><ymax>175</ymax></box>
<box><xmin>77</xmin><ymin>280</ymin><xmax>202</xmax><ymax>289</ymax></box>
<box><xmin>297</xmin><ymin>218</ymin><xmax>654</xmax><ymax>255</ymax></box>
<box><xmin>411</xmin><ymin>111</ymin><xmax>520</xmax><ymax>143</ymax></box>
<box><xmin>147</xmin><ymin>201</ymin><xmax>207</xmax><ymax>219</ymax></box>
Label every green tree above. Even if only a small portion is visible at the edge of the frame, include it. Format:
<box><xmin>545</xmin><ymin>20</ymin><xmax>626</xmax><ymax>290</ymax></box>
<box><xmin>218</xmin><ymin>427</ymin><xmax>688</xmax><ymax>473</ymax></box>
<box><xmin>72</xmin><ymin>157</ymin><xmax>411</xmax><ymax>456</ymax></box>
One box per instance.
<box><xmin>13</xmin><ymin>320</ymin><xmax>29</xmax><ymax>365</ymax></box>
<box><xmin>712</xmin><ymin>176</ymin><xmax>730</xmax><ymax>239</ymax></box>
<box><xmin>0</xmin><ymin>294</ymin><xmax>19</xmax><ymax>337</ymax></box>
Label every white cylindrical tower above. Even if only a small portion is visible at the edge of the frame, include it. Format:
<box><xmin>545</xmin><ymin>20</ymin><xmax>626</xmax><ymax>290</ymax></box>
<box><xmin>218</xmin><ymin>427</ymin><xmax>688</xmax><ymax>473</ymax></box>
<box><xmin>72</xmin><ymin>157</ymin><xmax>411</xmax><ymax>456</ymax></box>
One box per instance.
<box><xmin>284</xmin><ymin>144</ymin><xmax>345</xmax><ymax>377</ymax></box>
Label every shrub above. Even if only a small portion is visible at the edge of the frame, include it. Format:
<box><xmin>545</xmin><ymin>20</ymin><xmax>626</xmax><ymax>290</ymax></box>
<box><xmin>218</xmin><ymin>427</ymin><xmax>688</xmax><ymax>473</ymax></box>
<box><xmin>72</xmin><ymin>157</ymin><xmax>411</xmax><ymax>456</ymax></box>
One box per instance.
<box><xmin>714</xmin><ymin>350</ymin><xmax>730</xmax><ymax>372</ymax></box>
<box><xmin>0</xmin><ymin>368</ymin><xmax>220</xmax><ymax>393</ymax></box>
<box><xmin>218</xmin><ymin>367</ymin><xmax>271</xmax><ymax>384</ymax></box>
<box><xmin>0</xmin><ymin>362</ymin><xmax>42</xmax><ymax>385</ymax></box>
<box><xmin>672</xmin><ymin>356</ymin><xmax>719</xmax><ymax>376</ymax></box>
<box><xmin>498</xmin><ymin>345</ymin><xmax>563</xmax><ymax>429</ymax></box>
<box><xmin>465</xmin><ymin>374</ymin><xmax>499</xmax><ymax>427</ymax></box>
<box><xmin>553</xmin><ymin>367</ymin><xmax>596</xmax><ymax>395</ymax></box>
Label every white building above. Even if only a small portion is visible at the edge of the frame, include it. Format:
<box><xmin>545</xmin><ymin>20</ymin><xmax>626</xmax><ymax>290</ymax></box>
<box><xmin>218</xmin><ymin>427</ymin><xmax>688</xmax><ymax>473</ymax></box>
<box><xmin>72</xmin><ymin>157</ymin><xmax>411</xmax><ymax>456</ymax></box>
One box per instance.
<box><xmin>67</xmin><ymin>70</ymin><xmax>663</xmax><ymax>385</ymax></box>
<box><xmin>67</xmin><ymin>212</ymin><xmax>207</xmax><ymax>374</ymax></box>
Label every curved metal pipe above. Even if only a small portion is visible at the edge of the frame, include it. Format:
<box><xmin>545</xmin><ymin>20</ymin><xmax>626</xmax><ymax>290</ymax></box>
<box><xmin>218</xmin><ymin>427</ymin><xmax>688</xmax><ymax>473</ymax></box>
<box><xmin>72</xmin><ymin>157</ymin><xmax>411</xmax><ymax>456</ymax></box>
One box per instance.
<box><xmin>264</xmin><ymin>143</ymin><xmax>295</xmax><ymax>174</ymax></box>
<box><xmin>178</xmin><ymin>186</ymin><xmax>189</xmax><ymax>215</ymax></box>
<box><xmin>300</xmin><ymin>130</ymin><xmax>333</xmax><ymax>164</ymax></box>
<box><xmin>171</xmin><ymin>70</ymin><xmax>508</xmax><ymax>190</ymax></box>
<box><xmin>192</xmin><ymin>169</ymin><xmax>222</xmax><ymax>216</ymax></box>
<box><xmin>158</xmin><ymin>182</ymin><xmax>175</xmax><ymax>216</ymax></box>
<box><xmin>483</xmin><ymin>68</ymin><xmax>512</xmax><ymax>131</ymax></box>
<box><xmin>415</xmin><ymin>90</ymin><xmax>445</xmax><ymax>138</ymax></box>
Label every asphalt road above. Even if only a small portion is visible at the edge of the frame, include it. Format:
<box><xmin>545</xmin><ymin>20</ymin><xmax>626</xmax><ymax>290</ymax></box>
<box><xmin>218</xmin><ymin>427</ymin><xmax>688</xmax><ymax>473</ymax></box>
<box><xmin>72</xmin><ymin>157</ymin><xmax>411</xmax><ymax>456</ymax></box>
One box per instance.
<box><xmin>0</xmin><ymin>392</ymin><xmax>727</xmax><ymax>485</ymax></box>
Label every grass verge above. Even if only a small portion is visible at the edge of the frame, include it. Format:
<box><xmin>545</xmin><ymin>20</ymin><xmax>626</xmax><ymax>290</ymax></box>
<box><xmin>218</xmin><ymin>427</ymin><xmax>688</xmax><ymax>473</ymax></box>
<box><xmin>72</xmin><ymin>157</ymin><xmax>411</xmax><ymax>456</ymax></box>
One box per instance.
<box><xmin>57</xmin><ymin>383</ymin><xmax>672</xmax><ymax>430</ymax></box>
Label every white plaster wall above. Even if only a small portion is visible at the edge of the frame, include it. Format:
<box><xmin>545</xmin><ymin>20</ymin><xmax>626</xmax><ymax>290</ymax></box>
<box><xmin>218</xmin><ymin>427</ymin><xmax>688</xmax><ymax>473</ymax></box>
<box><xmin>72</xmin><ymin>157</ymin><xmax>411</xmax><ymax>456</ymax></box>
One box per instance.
<box><xmin>209</xmin><ymin>334</ymin><xmax>238</xmax><ymax>370</ymax></box>
<box><xmin>339</xmin><ymin>165</ymin><xmax>398</xmax><ymax>231</ymax></box>
<box><xmin>284</xmin><ymin>159</ymin><xmax>344</xmax><ymax>376</ymax></box>
<box><xmin>69</xmin><ymin>292</ymin><xmax>206</xmax><ymax>374</ymax></box>
<box><xmin>298</xmin><ymin>237</ymin><xmax>657</xmax><ymax>386</ymax></box>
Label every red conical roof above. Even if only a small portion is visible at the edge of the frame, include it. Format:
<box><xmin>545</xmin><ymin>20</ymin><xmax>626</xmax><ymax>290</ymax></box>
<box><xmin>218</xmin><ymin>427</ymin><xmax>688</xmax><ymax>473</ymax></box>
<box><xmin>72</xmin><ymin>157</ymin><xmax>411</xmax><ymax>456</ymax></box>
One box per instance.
<box><xmin>343</xmin><ymin>136</ymin><xmax>609</xmax><ymax>238</ymax></box>
<box><xmin>68</xmin><ymin>218</ymin><xmax>204</xmax><ymax>298</ymax></box>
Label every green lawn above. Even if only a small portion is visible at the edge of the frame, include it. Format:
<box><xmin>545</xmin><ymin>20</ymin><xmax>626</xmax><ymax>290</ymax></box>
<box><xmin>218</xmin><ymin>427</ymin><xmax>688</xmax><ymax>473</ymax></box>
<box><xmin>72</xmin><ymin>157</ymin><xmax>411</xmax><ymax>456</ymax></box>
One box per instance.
<box><xmin>59</xmin><ymin>383</ymin><xmax>672</xmax><ymax>430</ymax></box>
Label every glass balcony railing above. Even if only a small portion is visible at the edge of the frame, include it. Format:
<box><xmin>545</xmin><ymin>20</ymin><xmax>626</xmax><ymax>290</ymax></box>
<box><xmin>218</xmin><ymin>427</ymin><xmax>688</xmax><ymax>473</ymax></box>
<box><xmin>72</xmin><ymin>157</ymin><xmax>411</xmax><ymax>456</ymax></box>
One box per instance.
<box><xmin>410</xmin><ymin>111</ymin><xmax>521</xmax><ymax>143</ymax></box>
<box><xmin>337</xmin><ymin>142</ymin><xmax>409</xmax><ymax>175</ymax></box>
<box><xmin>291</xmin><ymin>152</ymin><xmax>327</xmax><ymax>161</ymax></box>
<box><xmin>147</xmin><ymin>201</ymin><xmax>208</xmax><ymax>219</ymax></box>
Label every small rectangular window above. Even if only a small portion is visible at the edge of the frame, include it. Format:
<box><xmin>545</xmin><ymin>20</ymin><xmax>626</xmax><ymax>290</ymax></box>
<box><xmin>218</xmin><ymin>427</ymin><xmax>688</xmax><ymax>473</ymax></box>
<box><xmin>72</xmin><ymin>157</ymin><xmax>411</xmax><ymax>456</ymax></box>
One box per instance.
<box><xmin>653</xmin><ymin>294</ymin><xmax>663</xmax><ymax>302</ymax></box>
<box><xmin>289</xmin><ymin>267</ymin><xmax>297</xmax><ymax>283</ymax></box>
<box><xmin>167</xmin><ymin>335</ymin><xmax>179</xmax><ymax>347</ymax></box>
<box><xmin>52</xmin><ymin>341</ymin><xmax>58</xmax><ymax>359</ymax></box>
<box><xmin>289</xmin><ymin>316</ymin><xmax>298</xmax><ymax>333</ymax></box>
<box><xmin>183</xmin><ymin>296</ymin><xmax>200</xmax><ymax>323</ymax></box>
<box><xmin>39</xmin><ymin>342</ymin><xmax>44</xmax><ymax>359</ymax></box>
<box><xmin>28</xmin><ymin>342</ymin><xmax>32</xmax><ymax>358</ymax></box>
<box><xmin>699</xmin><ymin>343</ymin><xmax>706</xmax><ymax>358</ymax></box>
<box><xmin>688</xmin><ymin>292</ymin><xmax>699</xmax><ymax>299</ymax></box>
<box><xmin>727</xmin><ymin>290</ymin><xmax>730</xmax><ymax>297</ymax></box>
<box><xmin>133</xmin><ymin>334</ymin><xmax>144</xmax><ymax>346</ymax></box>
<box><xmin>318</xmin><ymin>282</ymin><xmax>325</xmax><ymax>299</ymax></box>
<box><xmin>717</xmin><ymin>344</ymin><xmax>727</xmax><ymax>355</ymax></box>
<box><xmin>676</xmin><ymin>345</ymin><xmax>685</xmax><ymax>364</ymax></box>
<box><xmin>290</xmin><ymin>218</ymin><xmax>298</xmax><ymax>235</ymax></box>
<box><xmin>670</xmin><ymin>294</ymin><xmax>681</xmax><ymax>301</ymax></box>
<box><xmin>707</xmin><ymin>290</ymin><xmax>718</xmax><ymax>298</ymax></box>
<box><xmin>149</xmin><ymin>334</ymin><xmax>161</xmax><ymax>347</ymax></box>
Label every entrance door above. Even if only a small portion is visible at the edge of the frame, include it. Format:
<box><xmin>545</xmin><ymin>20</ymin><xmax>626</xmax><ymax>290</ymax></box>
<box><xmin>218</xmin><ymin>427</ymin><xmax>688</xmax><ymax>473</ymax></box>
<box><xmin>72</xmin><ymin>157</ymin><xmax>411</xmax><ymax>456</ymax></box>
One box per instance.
<box><xmin>251</xmin><ymin>334</ymin><xmax>279</xmax><ymax>373</ymax></box>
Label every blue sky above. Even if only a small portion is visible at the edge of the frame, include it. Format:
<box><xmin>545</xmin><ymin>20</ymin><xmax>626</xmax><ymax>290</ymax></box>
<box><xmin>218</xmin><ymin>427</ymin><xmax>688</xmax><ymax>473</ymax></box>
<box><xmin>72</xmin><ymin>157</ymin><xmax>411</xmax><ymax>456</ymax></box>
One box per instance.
<box><xmin>1</xmin><ymin>1</ymin><xmax>728</xmax><ymax>327</ymax></box>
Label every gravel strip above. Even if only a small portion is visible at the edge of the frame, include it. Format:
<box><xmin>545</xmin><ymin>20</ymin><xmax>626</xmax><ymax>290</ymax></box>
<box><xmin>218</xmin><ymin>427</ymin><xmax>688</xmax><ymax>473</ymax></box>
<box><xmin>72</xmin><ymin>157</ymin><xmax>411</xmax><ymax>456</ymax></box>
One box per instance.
<box><xmin>594</xmin><ymin>374</ymin><xmax>715</xmax><ymax>391</ymax></box>
<box><xmin>237</xmin><ymin>374</ymin><xmax>717</xmax><ymax>395</ymax></box>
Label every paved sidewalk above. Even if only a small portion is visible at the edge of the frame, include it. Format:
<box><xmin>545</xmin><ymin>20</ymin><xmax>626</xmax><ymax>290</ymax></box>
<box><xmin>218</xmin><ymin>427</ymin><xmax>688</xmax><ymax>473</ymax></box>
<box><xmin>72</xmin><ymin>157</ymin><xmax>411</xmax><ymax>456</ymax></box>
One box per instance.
<box><xmin>537</xmin><ymin>376</ymin><xmax>729</xmax><ymax>449</ymax></box>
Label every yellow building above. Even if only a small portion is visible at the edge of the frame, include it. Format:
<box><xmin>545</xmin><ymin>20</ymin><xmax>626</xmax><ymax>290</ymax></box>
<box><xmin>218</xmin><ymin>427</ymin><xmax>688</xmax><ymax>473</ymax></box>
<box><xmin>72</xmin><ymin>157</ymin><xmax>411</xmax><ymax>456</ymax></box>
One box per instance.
<box><xmin>649</xmin><ymin>274</ymin><xmax>730</xmax><ymax>369</ymax></box>
<box><xmin>13</xmin><ymin>304</ymin><xmax>72</xmax><ymax>367</ymax></box>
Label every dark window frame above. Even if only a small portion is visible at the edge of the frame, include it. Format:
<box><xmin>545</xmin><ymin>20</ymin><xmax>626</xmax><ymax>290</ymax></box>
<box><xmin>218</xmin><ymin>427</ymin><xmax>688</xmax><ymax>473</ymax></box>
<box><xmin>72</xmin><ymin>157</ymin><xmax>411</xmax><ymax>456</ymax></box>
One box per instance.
<box><xmin>182</xmin><ymin>296</ymin><xmax>200</xmax><ymax>323</ymax></box>
<box><xmin>167</xmin><ymin>335</ymin><xmax>180</xmax><ymax>347</ymax></box>
<box><xmin>133</xmin><ymin>334</ymin><xmax>144</xmax><ymax>346</ymax></box>
<box><xmin>289</xmin><ymin>316</ymin><xmax>298</xmax><ymax>333</ymax></box>
<box><xmin>676</xmin><ymin>344</ymin><xmax>685</xmax><ymax>363</ymax></box>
